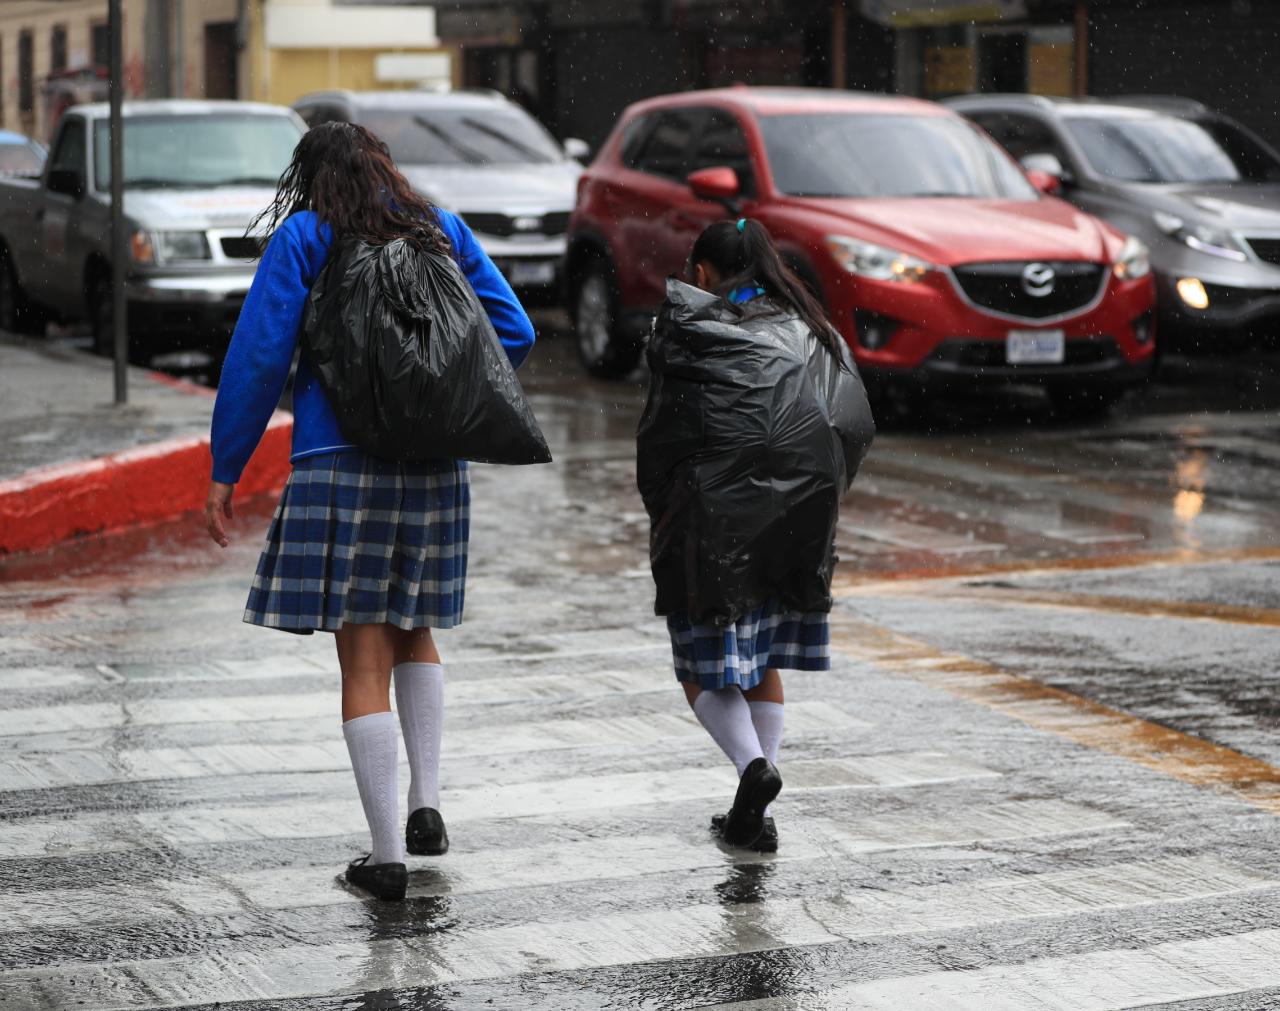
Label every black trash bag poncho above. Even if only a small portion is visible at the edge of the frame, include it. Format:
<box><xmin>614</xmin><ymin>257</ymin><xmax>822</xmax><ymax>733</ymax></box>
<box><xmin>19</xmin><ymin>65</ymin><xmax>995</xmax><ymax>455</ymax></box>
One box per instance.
<box><xmin>637</xmin><ymin>279</ymin><xmax>875</xmax><ymax>626</ymax></box>
<box><xmin>301</xmin><ymin>236</ymin><xmax>551</xmax><ymax>465</ymax></box>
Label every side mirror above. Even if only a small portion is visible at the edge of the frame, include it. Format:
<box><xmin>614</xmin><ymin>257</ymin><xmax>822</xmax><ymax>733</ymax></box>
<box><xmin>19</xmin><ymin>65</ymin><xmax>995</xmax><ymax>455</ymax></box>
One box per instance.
<box><xmin>1026</xmin><ymin>169</ymin><xmax>1062</xmax><ymax>196</ymax></box>
<box><xmin>1021</xmin><ymin>152</ymin><xmax>1072</xmax><ymax>191</ymax></box>
<box><xmin>46</xmin><ymin>168</ymin><xmax>84</xmax><ymax>199</ymax></box>
<box><xmin>687</xmin><ymin>165</ymin><xmax>740</xmax><ymax>202</ymax></box>
<box><xmin>563</xmin><ymin>137</ymin><xmax>591</xmax><ymax>162</ymax></box>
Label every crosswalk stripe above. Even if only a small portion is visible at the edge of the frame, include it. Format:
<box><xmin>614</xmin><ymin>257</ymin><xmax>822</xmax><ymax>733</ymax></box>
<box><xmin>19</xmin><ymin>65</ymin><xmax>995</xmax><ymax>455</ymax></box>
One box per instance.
<box><xmin>718</xmin><ymin>927</ymin><xmax>1280</xmax><ymax>1010</ymax></box>
<box><xmin>0</xmin><ymin>751</ymin><xmax>998</xmax><ymax>859</ymax></box>
<box><xmin>0</xmin><ymin>702</ymin><xmax>869</xmax><ymax>791</ymax></box>
<box><xmin>0</xmin><ymin>857</ymin><xmax>1264</xmax><ymax>1009</ymax></box>
<box><xmin>0</xmin><ymin>799</ymin><xmax>1125</xmax><ymax>934</ymax></box>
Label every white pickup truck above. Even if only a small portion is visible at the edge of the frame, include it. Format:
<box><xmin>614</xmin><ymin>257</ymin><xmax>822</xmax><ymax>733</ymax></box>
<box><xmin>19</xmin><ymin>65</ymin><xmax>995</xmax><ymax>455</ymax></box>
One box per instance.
<box><xmin>0</xmin><ymin>100</ymin><xmax>303</xmax><ymax>361</ymax></box>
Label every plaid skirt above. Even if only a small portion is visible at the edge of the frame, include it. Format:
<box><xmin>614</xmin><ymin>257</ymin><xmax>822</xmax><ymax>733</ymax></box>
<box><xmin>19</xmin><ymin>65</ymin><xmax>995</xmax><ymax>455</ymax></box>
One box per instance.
<box><xmin>668</xmin><ymin>600</ymin><xmax>830</xmax><ymax>691</ymax></box>
<box><xmin>244</xmin><ymin>451</ymin><xmax>468</xmax><ymax>634</ymax></box>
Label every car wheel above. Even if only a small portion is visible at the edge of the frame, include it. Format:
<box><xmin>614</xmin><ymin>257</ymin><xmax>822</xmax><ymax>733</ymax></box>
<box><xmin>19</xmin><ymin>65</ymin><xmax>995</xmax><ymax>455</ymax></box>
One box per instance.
<box><xmin>1047</xmin><ymin>383</ymin><xmax>1123</xmax><ymax>420</ymax></box>
<box><xmin>0</xmin><ymin>246</ymin><xmax>46</xmax><ymax>336</ymax></box>
<box><xmin>88</xmin><ymin>275</ymin><xmax>118</xmax><ymax>358</ymax></box>
<box><xmin>573</xmin><ymin>254</ymin><xmax>640</xmax><ymax>379</ymax></box>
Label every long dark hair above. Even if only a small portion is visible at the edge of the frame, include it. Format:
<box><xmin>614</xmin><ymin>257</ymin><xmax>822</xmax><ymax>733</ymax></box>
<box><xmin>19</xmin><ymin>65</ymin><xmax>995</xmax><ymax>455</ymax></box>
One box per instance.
<box><xmin>690</xmin><ymin>218</ymin><xmax>841</xmax><ymax>357</ymax></box>
<box><xmin>251</xmin><ymin>122</ymin><xmax>448</xmax><ymax>251</ymax></box>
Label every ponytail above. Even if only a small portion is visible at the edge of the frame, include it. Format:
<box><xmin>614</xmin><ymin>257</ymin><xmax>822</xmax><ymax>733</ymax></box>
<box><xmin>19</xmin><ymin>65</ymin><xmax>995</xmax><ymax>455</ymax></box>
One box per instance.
<box><xmin>690</xmin><ymin>218</ymin><xmax>843</xmax><ymax>360</ymax></box>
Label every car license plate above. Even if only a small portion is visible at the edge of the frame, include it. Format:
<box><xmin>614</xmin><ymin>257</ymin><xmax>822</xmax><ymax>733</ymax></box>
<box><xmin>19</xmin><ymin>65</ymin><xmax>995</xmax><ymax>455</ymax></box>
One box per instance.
<box><xmin>1006</xmin><ymin>329</ymin><xmax>1065</xmax><ymax>364</ymax></box>
<box><xmin>507</xmin><ymin>260</ymin><xmax>556</xmax><ymax>286</ymax></box>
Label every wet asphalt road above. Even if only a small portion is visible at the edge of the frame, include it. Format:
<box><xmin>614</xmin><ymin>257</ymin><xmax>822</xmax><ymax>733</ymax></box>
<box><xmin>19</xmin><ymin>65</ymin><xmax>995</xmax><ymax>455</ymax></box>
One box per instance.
<box><xmin>4</xmin><ymin>327</ymin><xmax>1280</xmax><ymax>1008</ymax></box>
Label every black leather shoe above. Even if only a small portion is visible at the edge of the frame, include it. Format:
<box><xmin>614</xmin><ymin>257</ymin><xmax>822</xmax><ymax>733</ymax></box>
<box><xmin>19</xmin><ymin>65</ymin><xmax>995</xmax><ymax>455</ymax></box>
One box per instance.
<box><xmin>345</xmin><ymin>855</ymin><xmax>407</xmax><ymax>901</ymax></box>
<box><xmin>720</xmin><ymin>757</ymin><xmax>782</xmax><ymax>849</ymax></box>
<box><xmin>406</xmin><ymin>807</ymin><xmax>449</xmax><ymax>856</ymax></box>
<box><xmin>712</xmin><ymin>813</ymin><xmax>778</xmax><ymax>853</ymax></box>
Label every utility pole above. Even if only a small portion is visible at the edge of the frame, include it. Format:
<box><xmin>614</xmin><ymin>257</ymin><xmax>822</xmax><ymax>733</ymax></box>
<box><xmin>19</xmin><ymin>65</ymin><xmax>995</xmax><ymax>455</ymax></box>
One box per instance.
<box><xmin>109</xmin><ymin>0</ymin><xmax>128</xmax><ymax>405</ymax></box>
<box><xmin>173</xmin><ymin>0</ymin><xmax>185</xmax><ymax>97</ymax></box>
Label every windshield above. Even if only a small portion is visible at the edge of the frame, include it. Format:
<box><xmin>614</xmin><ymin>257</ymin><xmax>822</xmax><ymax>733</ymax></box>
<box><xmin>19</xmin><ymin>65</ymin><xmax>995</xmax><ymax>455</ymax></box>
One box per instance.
<box><xmin>93</xmin><ymin>114</ymin><xmax>302</xmax><ymax>191</ymax></box>
<box><xmin>1064</xmin><ymin>115</ymin><xmax>1280</xmax><ymax>184</ymax></box>
<box><xmin>760</xmin><ymin>113</ymin><xmax>1037</xmax><ymax>200</ymax></box>
<box><xmin>358</xmin><ymin>107</ymin><xmax>563</xmax><ymax>166</ymax></box>
<box><xmin>0</xmin><ymin>142</ymin><xmax>43</xmax><ymax>176</ymax></box>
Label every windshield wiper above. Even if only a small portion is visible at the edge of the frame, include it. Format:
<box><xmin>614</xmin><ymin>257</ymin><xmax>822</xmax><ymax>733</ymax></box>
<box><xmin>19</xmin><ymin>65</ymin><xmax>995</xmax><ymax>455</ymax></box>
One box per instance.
<box><xmin>460</xmin><ymin>117</ymin><xmax>554</xmax><ymax>163</ymax></box>
<box><xmin>413</xmin><ymin>115</ymin><xmax>488</xmax><ymax>165</ymax></box>
<box><xmin>123</xmin><ymin>177</ymin><xmax>187</xmax><ymax>189</ymax></box>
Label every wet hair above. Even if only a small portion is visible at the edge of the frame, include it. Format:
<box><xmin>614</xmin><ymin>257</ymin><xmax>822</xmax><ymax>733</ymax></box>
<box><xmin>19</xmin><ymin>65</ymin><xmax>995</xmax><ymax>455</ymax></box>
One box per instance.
<box><xmin>690</xmin><ymin>218</ymin><xmax>841</xmax><ymax>358</ymax></box>
<box><xmin>251</xmin><ymin>121</ymin><xmax>448</xmax><ymax>252</ymax></box>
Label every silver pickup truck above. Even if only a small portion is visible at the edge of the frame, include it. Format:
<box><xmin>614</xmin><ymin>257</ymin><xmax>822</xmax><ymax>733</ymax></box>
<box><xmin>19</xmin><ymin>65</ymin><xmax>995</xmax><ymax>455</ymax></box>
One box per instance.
<box><xmin>0</xmin><ymin>100</ymin><xmax>303</xmax><ymax>360</ymax></box>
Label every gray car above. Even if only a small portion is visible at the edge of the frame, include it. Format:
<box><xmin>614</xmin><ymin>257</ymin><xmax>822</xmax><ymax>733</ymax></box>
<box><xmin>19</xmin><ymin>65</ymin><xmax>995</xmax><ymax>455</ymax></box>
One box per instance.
<box><xmin>292</xmin><ymin>90</ymin><xmax>584</xmax><ymax>302</ymax></box>
<box><xmin>946</xmin><ymin>94</ymin><xmax>1280</xmax><ymax>346</ymax></box>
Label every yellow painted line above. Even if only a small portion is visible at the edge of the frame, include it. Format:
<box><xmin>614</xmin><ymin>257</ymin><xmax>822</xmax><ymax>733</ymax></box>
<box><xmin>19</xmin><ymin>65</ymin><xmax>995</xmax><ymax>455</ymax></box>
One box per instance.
<box><xmin>831</xmin><ymin>544</ymin><xmax>1280</xmax><ymax>592</ymax></box>
<box><xmin>828</xmin><ymin>614</ymin><xmax>1280</xmax><ymax>816</ymax></box>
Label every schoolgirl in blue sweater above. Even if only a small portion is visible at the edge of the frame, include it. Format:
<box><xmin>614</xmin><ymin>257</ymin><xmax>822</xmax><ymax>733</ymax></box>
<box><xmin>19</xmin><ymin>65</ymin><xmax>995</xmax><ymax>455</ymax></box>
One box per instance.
<box><xmin>205</xmin><ymin>123</ymin><xmax>535</xmax><ymax>900</ymax></box>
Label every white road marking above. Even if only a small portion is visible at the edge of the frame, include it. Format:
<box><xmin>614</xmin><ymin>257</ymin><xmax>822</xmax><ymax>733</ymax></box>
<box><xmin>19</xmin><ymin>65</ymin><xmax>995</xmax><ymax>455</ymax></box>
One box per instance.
<box><xmin>0</xmin><ymin>702</ymin><xmax>870</xmax><ymax>790</ymax></box>
<box><xmin>0</xmin><ymin>751</ymin><xmax>996</xmax><ymax>859</ymax></box>
<box><xmin>0</xmin><ymin>799</ymin><xmax>1126</xmax><ymax>934</ymax></box>
<box><xmin>720</xmin><ymin>927</ymin><xmax>1280</xmax><ymax>1010</ymax></box>
<box><xmin>844</xmin><ymin>518</ymin><xmax>1005</xmax><ymax>555</ymax></box>
<box><xmin>0</xmin><ymin>857</ymin><xmax>1265</xmax><ymax>1009</ymax></box>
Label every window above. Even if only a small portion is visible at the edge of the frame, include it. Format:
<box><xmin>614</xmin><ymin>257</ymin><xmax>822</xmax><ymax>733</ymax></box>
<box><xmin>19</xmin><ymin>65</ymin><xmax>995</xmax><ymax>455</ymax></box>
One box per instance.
<box><xmin>970</xmin><ymin>112</ymin><xmax>1070</xmax><ymax>169</ymax></box>
<box><xmin>49</xmin><ymin>117</ymin><xmax>86</xmax><ymax>178</ymax></box>
<box><xmin>18</xmin><ymin>31</ymin><xmax>34</xmax><ymax>114</ymax></box>
<box><xmin>690</xmin><ymin>110</ymin><xmax>756</xmax><ymax>195</ymax></box>
<box><xmin>631</xmin><ymin>108</ymin><xmax>702</xmax><ymax>180</ymax></box>
<box><xmin>91</xmin><ymin>23</ymin><xmax>110</xmax><ymax>68</ymax></box>
<box><xmin>51</xmin><ymin>25</ymin><xmax>68</xmax><ymax>75</ymax></box>
<box><xmin>356</xmin><ymin>105</ymin><xmax>564</xmax><ymax>166</ymax></box>
<box><xmin>619</xmin><ymin>113</ymin><xmax>654</xmax><ymax>169</ymax></box>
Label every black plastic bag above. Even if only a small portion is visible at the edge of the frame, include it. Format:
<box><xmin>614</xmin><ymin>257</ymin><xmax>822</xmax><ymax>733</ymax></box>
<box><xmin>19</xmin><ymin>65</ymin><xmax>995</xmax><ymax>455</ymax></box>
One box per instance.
<box><xmin>637</xmin><ymin>279</ymin><xmax>874</xmax><ymax>625</ymax></box>
<box><xmin>301</xmin><ymin>237</ymin><xmax>551</xmax><ymax>465</ymax></box>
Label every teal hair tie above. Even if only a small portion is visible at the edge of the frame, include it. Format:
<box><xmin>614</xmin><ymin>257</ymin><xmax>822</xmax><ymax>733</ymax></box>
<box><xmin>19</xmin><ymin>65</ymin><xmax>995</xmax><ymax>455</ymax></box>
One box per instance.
<box><xmin>736</xmin><ymin>217</ymin><xmax>747</xmax><ymax>233</ymax></box>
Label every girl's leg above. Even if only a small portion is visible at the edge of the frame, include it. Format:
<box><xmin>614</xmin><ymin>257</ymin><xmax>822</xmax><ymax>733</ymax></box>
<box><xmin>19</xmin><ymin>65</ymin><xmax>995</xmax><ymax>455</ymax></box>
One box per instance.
<box><xmin>684</xmin><ymin>681</ymin><xmax>765</xmax><ymax>777</ymax></box>
<box><xmin>392</xmin><ymin>629</ymin><xmax>445</xmax><ymax>816</ymax></box>
<box><xmin>335</xmin><ymin>623</ymin><xmax>403</xmax><ymax>866</ymax></box>
<box><xmin>744</xmin><ymin>669</ymin><xmax>785</xmax><ymax>817</ymax></box>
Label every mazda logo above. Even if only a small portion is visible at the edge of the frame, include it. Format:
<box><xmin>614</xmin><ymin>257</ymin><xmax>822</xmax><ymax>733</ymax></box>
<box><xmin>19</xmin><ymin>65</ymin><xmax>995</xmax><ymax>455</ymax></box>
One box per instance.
<box><xmin>1021</xmin><ymin>262</ymin><xmax>1056</xmax><ymax>297</ymax></box>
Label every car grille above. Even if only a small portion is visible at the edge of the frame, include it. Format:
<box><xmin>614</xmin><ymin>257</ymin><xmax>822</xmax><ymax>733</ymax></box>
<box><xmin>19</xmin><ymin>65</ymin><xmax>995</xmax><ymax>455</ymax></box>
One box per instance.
<box><xmin>220</xmin><ymin>236</ymin><xmax>262</xmax><ymax>260</ymax></box>
<box><xmin>951</xmin><ymin>261</ymin><xmax>1107</xmax><ymax>320</ymax></box>
<box><xmin>1245</xmin><ymin>237</ymin><xmax>1280</xmax><ymax>266</ymax></box>
<box><xmin>463</xmin><ymin>211</ymin><xmax>570</xmax><ymax>237</ymax></box>
<box><xmin>930</xmin><ymin>337</ymin><xmax>1119</xmax><ymax>369</ymax></box>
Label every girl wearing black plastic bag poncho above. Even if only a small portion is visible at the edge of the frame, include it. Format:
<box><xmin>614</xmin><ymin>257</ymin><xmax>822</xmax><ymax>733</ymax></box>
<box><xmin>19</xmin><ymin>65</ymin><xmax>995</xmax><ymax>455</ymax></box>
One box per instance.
<box><xmin>637</xmin><ymin>219</ymin><xmax>875</xmax><ymax>853</ymax></box>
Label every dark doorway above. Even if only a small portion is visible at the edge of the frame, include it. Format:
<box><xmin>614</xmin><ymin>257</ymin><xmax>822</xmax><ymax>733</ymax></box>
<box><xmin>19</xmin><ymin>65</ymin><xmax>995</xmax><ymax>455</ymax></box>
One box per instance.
<box><xmin>978</xmin><ymin>31</ymin><xmax>1027</xmax><ymax>92</ymax></box>
<box><xmin>204</xmin><ymin>22</ymin><xmax>238</xmax><ymax>99</ymax></box>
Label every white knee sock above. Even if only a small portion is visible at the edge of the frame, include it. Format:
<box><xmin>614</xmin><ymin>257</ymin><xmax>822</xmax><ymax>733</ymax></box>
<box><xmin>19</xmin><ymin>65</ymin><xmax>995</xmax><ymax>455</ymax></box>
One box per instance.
<box><xmin>394</xmin><ymin>662</ymin><xmax>444</xmax><ymax>812</ymax></box>
<box><xmin>342</xmin><ymin>711</ymin><xmax>403</xmax><ymax>865</ymax></box>
<box><xmin>692</xmin><ymin>687</ymin><xmax>765</xmax><ymax>777</ymax></box>
<box><xmin>749</xmin><ymin>700</ymin><xmax>785</xmax><ymax>816</ymax></box>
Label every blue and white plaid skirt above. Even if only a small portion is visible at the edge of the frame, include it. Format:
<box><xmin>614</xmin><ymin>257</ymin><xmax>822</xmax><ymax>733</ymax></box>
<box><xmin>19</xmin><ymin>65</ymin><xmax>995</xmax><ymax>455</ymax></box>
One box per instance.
<box><xmin>244</xmin><ymin>451</ymin><xmax>469</xmax><ymax>634</ymax></box>
<box><xmin>668</xmin><ymin>601</ymin><xmax>830</xmax><ymax>691</ymax></box>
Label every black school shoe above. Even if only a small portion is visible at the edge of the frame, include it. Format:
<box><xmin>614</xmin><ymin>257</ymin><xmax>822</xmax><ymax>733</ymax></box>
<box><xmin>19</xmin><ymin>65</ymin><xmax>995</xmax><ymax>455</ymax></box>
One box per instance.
<box><xmin>345</xmin><ymin>855</ymin><xmax>408</xmax><ymax>901</ymax></box>
<box><xmin>406</xmin><ymin>807</ymin><xmax>449</xmax><ymax>856</ymax></box>
<box><xmin>718</xmin><ymin>757</ymin><xmax>782</xmax><ymax>849</ymax></box>
<box><xmin>712</xmin><ymin>813</ymin><xmax>778</xmax><ymax>853</ymax></box>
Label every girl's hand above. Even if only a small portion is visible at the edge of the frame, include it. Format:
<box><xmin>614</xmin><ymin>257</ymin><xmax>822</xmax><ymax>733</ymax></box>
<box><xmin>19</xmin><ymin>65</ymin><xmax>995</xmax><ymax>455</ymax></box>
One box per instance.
<box><xmin>205</xmin><ymin>481</ymin><xmax>235</xmax><ymax>547</ymax></box>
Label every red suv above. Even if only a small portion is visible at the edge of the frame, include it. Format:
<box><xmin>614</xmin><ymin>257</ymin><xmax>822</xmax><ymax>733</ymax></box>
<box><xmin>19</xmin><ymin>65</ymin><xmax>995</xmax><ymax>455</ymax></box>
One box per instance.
<box><xmin>566</xmin><ymin>88</ymin><xmax>1157</xmax><ymax>410</ymax></box>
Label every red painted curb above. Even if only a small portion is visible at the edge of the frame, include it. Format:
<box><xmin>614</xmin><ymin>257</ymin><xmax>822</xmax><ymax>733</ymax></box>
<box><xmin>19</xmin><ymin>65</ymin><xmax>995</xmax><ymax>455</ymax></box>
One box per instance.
<box><xmin>0</xmin><ymin>412</ymin><xmax>293</xmax><ymax>555</ymax></box>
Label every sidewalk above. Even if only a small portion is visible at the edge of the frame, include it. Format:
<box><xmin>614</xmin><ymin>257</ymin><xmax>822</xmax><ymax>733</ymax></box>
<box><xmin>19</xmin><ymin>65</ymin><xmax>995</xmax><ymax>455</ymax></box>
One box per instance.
<box><xmin>0</xmin><ymin>336</ymin><xmax>291</xmax><ymax>554</ymax></box>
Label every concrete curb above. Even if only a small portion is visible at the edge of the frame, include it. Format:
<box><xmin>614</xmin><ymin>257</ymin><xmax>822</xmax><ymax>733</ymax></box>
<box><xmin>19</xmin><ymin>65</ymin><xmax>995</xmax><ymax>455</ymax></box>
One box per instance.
<box><xmin>0</xmin><ymin>375</ymin><xmax>292</xmax><ymax>554</ymax></box>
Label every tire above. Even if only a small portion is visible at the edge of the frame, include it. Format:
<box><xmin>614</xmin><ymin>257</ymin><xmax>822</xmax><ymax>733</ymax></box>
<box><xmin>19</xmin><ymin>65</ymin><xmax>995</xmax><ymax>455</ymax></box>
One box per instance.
<box><xmin>0</xmin><ymin>245</ymin><xmax>47</xmax><ymax>336</ymax></box>
<box><xmin>572</xmin><ymin>254</ymin><xmax>641</xmax><ymax>379</ymax></box>
<box><xmin>1047</xmin><ymin>383</ymin><xmax>1124</xmax><ymax>420</ymax></box>
<box><xmin>88</xmin><ymin>274</ymin><xmax>120</xmax><ymax>358</ymax></box>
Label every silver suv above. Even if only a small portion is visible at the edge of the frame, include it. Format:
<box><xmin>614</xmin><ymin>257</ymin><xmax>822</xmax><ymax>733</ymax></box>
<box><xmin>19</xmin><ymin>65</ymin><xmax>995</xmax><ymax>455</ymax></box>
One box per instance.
<box><xmin>293</xmin><ymin>90</ymin><xmax>584</xmax><ymax>301</ymax></box>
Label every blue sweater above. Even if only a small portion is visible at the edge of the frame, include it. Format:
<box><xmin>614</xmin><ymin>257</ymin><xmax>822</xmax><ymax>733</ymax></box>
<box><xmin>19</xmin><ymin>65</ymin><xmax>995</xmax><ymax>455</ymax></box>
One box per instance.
<box><xmin>210</xmin><ymin>209</ymin><xmax>536</xmax><ymax>484</ymax></box>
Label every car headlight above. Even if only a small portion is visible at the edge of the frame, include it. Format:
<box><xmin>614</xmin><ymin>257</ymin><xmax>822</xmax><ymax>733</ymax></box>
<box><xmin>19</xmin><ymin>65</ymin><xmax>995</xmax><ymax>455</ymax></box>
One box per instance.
<box><xmin>1152</xmin><ymin>212</ymin><xmax>1246</xmax><ymax>262</ymax></box>
<box><xmin>825</xmin><ymin>236</ymin><xmax>934</xmax><ymax>282</ymax></box>
<box><xmin>1113</xmin><ymin>235</ymin><xmax>1151</xmax><ymax>281</ymax></box>
<box><xmin>131</xmin><ymin>230</ymin><xmax>212</xmax><ymax>265</ymax></box>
